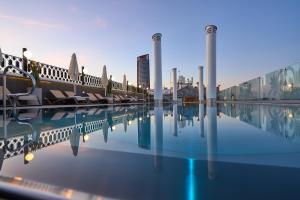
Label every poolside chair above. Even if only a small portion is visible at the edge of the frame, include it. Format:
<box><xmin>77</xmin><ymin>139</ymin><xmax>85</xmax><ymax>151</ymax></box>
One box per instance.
<box><xmin>117</xmin><ymin>95</ymin><xmax>131</xmax><ymax>103</ymax></box>
<box><xmin>47</xmin><ymin>90</ymin><xmax>68</xmax><ymax>104</ymax></box>
<box><xmin>94</xmin><ymin>93</ymin><xmax>112</xmax><ymax>103</ymax></box>
<box><xmin>48</xmin><ymin>90</ymin><xmax>87</xmax><ymax>104</ymax></box>
<box><xmin>129</xmin><ymin>96</ymin><xmax>138</xmax><ymax>102</ymax></box>
<box><xmin>65</xmin><ymin>91</ymin><xmax>89</xmax><ymax>104</ymax></box>
<box><xmin>86</xmin><ymin>93</ymin><xmax>100</xmax><ymax>103</ymax></box>
<box><xmin>0</xmin><ymin>86</ymin><xmax>41</xmax><ymax>106</ymax></box>
<box><xmin>113</xmin><ymin>95</ymin><xmax>122</xmax><ymax>103</ymax></box>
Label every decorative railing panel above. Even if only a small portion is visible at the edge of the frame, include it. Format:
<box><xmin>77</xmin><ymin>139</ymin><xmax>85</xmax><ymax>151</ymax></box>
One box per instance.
<box><xmin>0</xmin><ymin>52</ymin><xmax>126</xmax><ymax>90</ymax></box>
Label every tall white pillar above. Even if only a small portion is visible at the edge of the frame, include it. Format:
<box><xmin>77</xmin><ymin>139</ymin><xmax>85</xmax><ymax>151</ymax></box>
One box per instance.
<box><xmin>205</xmin><ymin>25</ymin><xmax>217</xmax><ymax>106</ymax></box>
<box><xmin>172</xmin><ymin>68</ymin><xmax>177</xmax><ymax>102</ymax></box>
<box><xmin>198</xmin><ymin>65</ymin><xmax>204</xmax><ymax>103</ymax></box>
<box><xmin>152</xmin><ymin>33</ymin><xmax>163</xmax><ymax>105</ymax></box>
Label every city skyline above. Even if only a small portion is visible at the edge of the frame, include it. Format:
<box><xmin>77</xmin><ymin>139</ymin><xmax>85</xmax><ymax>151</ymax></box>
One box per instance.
<box><xmin>0</xmin><ymin>0</ymin><xmax>300</xmax><ymax>89</ymax></box>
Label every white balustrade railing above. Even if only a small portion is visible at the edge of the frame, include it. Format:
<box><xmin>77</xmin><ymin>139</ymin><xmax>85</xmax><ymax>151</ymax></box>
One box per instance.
<box><xmin>0</xmin><ymin>53</ymin><xmax>124</xmax><ymax>90</ymax></box>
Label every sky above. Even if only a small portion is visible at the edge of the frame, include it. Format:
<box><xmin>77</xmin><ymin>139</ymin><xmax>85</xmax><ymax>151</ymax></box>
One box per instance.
<box><xmin>0</xmin><ymin>0</ymin><xmax>300</xmax><ymax>89</ymax></box>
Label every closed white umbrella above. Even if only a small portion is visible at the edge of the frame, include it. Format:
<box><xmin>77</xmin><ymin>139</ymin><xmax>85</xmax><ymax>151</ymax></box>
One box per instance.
<box><xmin>102</xmin><ymin>65</ymin><xmax>108</xmax><ymax>96</ymax></box>
<box><xmin>0</xmin><ymin>48</ymin><xmax>3</xmax><ymax>64</ymax></box>
<box><xmin>68</xmin><ymin>53</ymin><xmax>79</xmax><ymax>93</ymax></box>
<box><xmin>123</xmin><ymin>74</ymin><xmax>127</xmax><ymax>92</ymax></box>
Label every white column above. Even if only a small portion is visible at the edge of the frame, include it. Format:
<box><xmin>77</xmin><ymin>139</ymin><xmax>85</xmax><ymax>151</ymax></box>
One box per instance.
<box><xmin>152</xmin><ymin>33</ymin><xmax>163</xmax><ymax>105</ymax></box>
<box><xmin>172</xmin><ymin>68</ymin><xmax>177</xmax><ymax>102</ymax></box>
<box><xmin>205</xmin><ymin>25</ymin><xmax>217</xmax><ymax>106</ymax></box>
<box><xmin>198</xmin><ymin>65</ymin><xmax>204</xmax><ymax>102</ymax></box>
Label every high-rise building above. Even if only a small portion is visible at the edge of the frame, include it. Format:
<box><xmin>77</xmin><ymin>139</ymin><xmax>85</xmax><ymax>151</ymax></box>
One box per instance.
<box><xmin>137</xmin><ymin>54</ymin><xmax>150</xmax><ymax>89</ymax></box>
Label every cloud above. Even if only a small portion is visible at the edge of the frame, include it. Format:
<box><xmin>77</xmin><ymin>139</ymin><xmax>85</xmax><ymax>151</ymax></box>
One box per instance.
<box><xmin>95</xmin><ymin>16</ymin><xmax>107</xmax><ymax>29</ymax></box>
<box><xmin>0</xmin><ymin>14</ymin><xmax>65</xmax><ymax>29</ymax></box>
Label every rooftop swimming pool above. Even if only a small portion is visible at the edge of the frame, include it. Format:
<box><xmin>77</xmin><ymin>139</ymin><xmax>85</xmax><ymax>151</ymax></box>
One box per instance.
<box><xmin>0</xmin><ymin>103</ymin><xmax>300</xmax><ymax>199</ymax></box>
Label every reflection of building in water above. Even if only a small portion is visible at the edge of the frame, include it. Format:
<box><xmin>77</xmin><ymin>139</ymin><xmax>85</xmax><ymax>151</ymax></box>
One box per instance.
<box><xmin>138</xmin><ymin>111</ymin><xmax>151</xmax><ymax>150</ymax></box>
<box><xmin>154</xmin><ymin>106</ymin><xmax>163</xmax><ymax>170</ymax></box>
<box><xmin>198</xmin><ymin>104</ymin><xmax>205</xmax><ymax>138</ymax></box>
<box><xmin>178</xmin><ymin>115</ymin><xmax>186</xmax><ymax>129</ymax></box>
<box><xmin>177</xmin><ymin>105</ymin><xmax>198</xmax><ymax>128</ymax></box>
<box><xmin>219</xmin><ymin>103</ymin><xmax>300</xmax><ymax>142</ymax></box>
<box><xmin>207</xmin><ymin>106</ymin><xmax>217</xmax><ymax>180</ymax></box>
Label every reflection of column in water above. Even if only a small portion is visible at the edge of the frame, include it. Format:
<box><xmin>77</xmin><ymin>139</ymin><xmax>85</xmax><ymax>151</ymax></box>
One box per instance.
<box><xmin>24</xmin><ymin>134</ymin><xmax>29</xmax><ymax>164</ymax></box>
<box><xmin>138</xmin><ymin>112</ymin><xmax>151</xmax><ymax>150</ymax></box>
<box><xmin>207</xmin><ymin>105</ymin><xmax>217</xmax><ymax>180</ymax></box>
<box><xmin>199</xmin><ymin>104</ymin><xmax>205</xmax><ymax>138</ymax></box>
<box><xmin>173</xmin><ymin>104</ymin><xmax>178</xmax><ymax>137</ymax></box>
<box><xmin>154</xmin><ymin>106</ymin><xmax>163</xmax><ymax>170</ymax></box>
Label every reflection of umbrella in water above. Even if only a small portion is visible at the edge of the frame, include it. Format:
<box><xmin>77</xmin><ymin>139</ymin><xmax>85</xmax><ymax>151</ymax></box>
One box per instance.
<box><xmin>102</xmin><ymin>121</ymin><xmax>109</xmax><ymax>143</ymax></box>
<box><xmin>69</xmin><ymin>114</ymin><xmax>80</xmax><ymax>156</ymax></box>
<box><xmin>0</xmin><ymin>149</ymin><xmax>4</xmax><ymax>171</ymax></box>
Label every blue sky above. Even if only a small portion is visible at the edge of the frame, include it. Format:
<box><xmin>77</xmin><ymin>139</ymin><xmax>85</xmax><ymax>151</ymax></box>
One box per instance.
<box><xmin>0</xmin><ymin>0</ymin><xmax>300</xmax><ymax>89</ymax></box>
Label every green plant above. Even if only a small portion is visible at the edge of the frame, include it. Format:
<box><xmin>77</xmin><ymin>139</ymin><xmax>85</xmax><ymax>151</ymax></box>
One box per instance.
<box><xmin>29</xmin><ymin>61</ymin><xmax>41</xmax><ymax>87</ymax></box>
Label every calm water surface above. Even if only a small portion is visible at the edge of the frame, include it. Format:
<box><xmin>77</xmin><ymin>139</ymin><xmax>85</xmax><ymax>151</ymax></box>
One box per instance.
<box><xmin>0</xmin><ymin>103</ymin><xmax>300</xmax><ymax>199</ymax></box>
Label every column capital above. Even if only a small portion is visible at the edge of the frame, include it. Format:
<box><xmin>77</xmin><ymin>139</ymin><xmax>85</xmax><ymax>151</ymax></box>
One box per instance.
<box><xmin>152</xmin><ymin>33</ymin><xmax>162</xmax><ymax>41</ymax></box>
<box><xmin>205</xmin><ymin>25</ymin><xmax>217</xmax><ymax>34</ymax></box>
<box><xmin>172</xmin><ymin>67</ymin><xmax>177</xmax><ymax>71</ymax></box>
<box><xmin>198</xmin><ymin>65</ymin><xmax>204</xmax><ymax>70</ymax></box>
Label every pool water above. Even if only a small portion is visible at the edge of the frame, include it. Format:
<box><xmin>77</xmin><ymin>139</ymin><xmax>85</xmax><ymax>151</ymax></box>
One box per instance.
<box><xmin>0</xmin><ymin>103</ymin><xmax>300</xmax><ymax>199</ymax></box>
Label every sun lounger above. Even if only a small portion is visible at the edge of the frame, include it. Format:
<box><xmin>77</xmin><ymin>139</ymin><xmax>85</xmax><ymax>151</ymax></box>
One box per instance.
<box><xmin>48</xmin><ymin>90</ymin><xmax>87</xmax><ymax>104</ymax></box>
<box><xmin>113</xmin><ymin>95</ymin><xmax>122</xmax><ymax>103</ymax></box>
<box><xmin>129</xmin><ymin>96</ymin><xmax>138</xmax><ymax>102</ymax></box>
<box><xmin>94</xmin><ymin>93</ymin><xmax>112</xmax><ymax>103</ymax></box>
<box><xmin>47</xmin><ymin>90</ymin><xmax>69</xmax><ymax>104</ymax></box>
<box><xmin>86</xmin><ymin>93</ymin><xmax>99</xmax><ymax>103</ymax></box>
<box><xmin>117</xmin><ymin>95</ymin><xmax>131</xmax><ymax>103</ymax></box>
<box><xmin>0</xmin><ymin>86</ymin><xmax>41</xmax><ymax>106</ymax></box>
<box><xmin>64</xmin><ymin>91</ymin><xmax>89</xmax><ymax>103</ymax></box>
